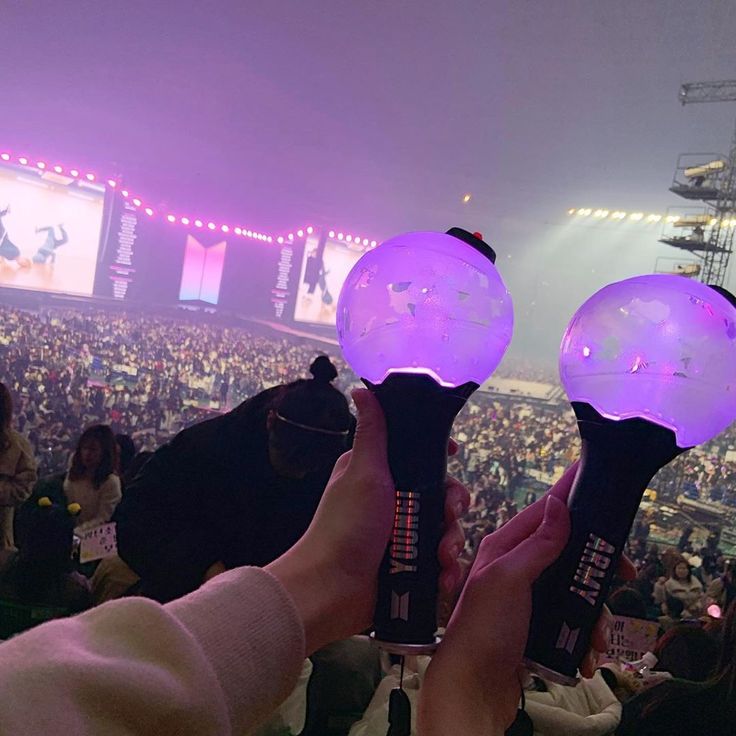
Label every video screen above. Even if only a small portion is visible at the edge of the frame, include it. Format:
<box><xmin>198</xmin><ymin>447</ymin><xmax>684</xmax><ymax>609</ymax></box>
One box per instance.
<box><xmin>293</xmin><ymin>233</ymin><xmax>364</xmax><ymax>325</ymax></box>
<box><xmin>0</xmin><ymin>162</ymin><xmax>105</xmax><ymax>297</ymax></box>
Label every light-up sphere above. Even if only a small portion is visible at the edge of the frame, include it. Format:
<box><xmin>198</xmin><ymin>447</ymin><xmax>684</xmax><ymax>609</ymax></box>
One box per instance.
<box><xmin>336</xmin><ymin>231</ymin><xmax>514</xmax><ymax>387</ymax></box>
<box><xmin>560</xmin><ymin>274</ymin><xmax>736</xmax><ymax>447</ymax></box>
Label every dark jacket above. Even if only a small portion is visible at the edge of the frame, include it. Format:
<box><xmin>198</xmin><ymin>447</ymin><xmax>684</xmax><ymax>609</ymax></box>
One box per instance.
<box><xmin>115</xmin><ymin>387</ymin><xmax>336</xmax><ymax>602</ymax></box>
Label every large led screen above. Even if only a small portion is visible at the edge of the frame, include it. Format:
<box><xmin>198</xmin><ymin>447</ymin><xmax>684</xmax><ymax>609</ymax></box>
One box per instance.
<box><xmin>0</xmin><ymin>163</ymin><xmax>105</xmax><ymax>296</ymax></box>
<box><xmin>293</xmin><ymin>233</ymin><xmax>364</xmax><ymax>325</ymax></box>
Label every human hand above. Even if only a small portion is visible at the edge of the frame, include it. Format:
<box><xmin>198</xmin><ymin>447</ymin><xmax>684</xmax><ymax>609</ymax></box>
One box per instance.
<box><xmin>418</xmin><ymin>462</ymin><xmax>634</xmax><ymax>735</ymax></box>
<box><xmin>267</xmin><ymin>388</ymin><xmax>469</xmax><ymax>655</ymax></box>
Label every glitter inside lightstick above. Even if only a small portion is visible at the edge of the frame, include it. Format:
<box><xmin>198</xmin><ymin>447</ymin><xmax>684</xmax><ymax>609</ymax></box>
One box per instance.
<box><xmin>559</xmin><ymin>274</ymin><xmax>736</xmax><ymax>447</ymax></box>
<box><xmin>337</xmin><ymin>230</ymin><xmax>513</xmax><ymax>388</ymax></box>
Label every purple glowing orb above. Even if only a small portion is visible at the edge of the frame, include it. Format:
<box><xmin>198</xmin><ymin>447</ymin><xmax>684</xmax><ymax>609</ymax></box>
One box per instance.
<box><xmin>560</xmin><ymin>274</ymin><xmax>736</xmax><ymax>447</ymax></box>
<box><xmin>336</xmin><ymin>231</ymin><xmax>514</xmax><ymax>387</ymax></box>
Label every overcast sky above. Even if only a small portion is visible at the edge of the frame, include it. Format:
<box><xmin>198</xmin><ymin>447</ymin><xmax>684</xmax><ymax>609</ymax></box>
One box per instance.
<box><xmin>3</xmin><ymin>0</ymin><xmax>736</xmax><ymax>362</ymax></box>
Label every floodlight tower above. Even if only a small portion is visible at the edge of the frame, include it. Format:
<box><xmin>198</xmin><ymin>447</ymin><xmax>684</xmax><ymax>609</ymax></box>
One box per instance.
<box><xmin>659</xmin><ymin>80</ymin><xmax>736</xmax><ymax>287</ymax></box>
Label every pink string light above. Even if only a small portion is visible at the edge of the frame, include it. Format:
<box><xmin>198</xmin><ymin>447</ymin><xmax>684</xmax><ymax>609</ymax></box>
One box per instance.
<box><xmin>0</xmin><ymin>148</ymin><xmax>364</xmax><ymax>247</ymax></box>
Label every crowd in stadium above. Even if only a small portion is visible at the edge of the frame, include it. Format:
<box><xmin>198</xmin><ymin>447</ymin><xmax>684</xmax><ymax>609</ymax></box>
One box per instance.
<box><xmin>0</xmin><ymin>301</ymin><xmax>735</xmax><ymax>734</ymax></box>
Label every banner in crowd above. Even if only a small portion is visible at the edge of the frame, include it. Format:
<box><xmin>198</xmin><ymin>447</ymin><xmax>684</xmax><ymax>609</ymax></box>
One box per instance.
<box><xmin>601</xmin><ymin>615</ymin><xmax>659</xmax><ymax>664</ymax></box>
<box><xmin>78</xmin><ymin>522</ymin><xmax>118</xmax><ymax>564</ymax></box>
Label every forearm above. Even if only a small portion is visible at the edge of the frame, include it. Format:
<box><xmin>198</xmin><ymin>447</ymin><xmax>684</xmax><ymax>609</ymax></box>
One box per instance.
<box><xmin>266</xmin><ymin>543</ymin><xmax>339</xmax><ymax>655</ymax></box>
<box><xmin>418</xmin><ymin>666</ymin><xmax>506</xmax><ymax>736</ymax></box>
<box><xmin>0</xmin><ymin>567</ymin><xmax>305</xmax><ymax>735</ymax></box>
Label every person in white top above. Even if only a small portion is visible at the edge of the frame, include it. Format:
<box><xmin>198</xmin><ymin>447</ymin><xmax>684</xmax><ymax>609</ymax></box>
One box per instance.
<box><xmin>63</xmin><ymin>424</ymin><xmax>121</xmax><ymax>532</ymax></box>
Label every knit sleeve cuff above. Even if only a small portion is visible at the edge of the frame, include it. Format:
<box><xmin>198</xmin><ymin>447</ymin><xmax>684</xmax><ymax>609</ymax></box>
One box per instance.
<box><xmin>166</xmin><ymin>566</ymin><xmax>305</xmax><ymax>733</ymax></box>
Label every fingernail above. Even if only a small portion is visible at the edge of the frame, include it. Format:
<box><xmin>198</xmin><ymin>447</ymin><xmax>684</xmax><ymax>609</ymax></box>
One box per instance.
<box><xmin>544</xmin><ymin>495</ymin><xmax>567</xmax><ymax>526</ymax></box>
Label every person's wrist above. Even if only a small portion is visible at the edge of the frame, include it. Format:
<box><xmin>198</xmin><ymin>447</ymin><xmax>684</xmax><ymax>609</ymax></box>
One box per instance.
<box><xmin>265</xmin><ymin>542</ymin><xmax>341</xmax><ymax>655</ymax></box>
<box><xmin>420</xmin><ymin>646</ymin><xmax>511</xmax><ymax>735</ymax></box>
<box><xmin>420</xmin><ymin>662</ymin><xmax>506</xmax><ymax>736</ymax></box>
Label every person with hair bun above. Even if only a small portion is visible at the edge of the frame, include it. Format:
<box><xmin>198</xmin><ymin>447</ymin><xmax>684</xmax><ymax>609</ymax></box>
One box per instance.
<box><xmin>0</xmin><ymin>382</ymin><xmax>37</xmax><ymax>550</ymax></box>
<box><xmin>115</xmin><ymin>356</ymin><xmax>355</xmax><ymax>603</ymax></box>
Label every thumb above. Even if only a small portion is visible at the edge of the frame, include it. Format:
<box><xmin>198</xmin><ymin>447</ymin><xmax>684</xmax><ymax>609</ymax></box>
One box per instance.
<box><xmin>350</xmin><ymin>388</ymin><xmax>389</xmax><ymax>471</ymax></box>
<box><xmin>503</xmin><ymin>495</ymin><xmax>571</xmax><ymax>583</ymax></box>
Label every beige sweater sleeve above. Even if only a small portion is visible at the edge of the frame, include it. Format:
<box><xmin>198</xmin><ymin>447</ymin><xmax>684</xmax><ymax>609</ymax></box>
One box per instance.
<box><xmin>0</xmin><ymin>567</ymin><xmax>305</xmax><ymax>735</ymax></box>
<box><xmin>0</xmin><ymin>432</ymin><xmax>37</xmax><ymax>507</ymax></box>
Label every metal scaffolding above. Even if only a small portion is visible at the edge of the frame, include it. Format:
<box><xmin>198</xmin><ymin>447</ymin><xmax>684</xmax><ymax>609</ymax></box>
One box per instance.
<box><xmin>679</xmin><ymin>80</ymin><xmax>736</xmax><ymax>105</ymax></box>
<box><xmin>660</xmin><ymin>81</ymin><xmax>736</xmax><ymax>287</ymax></box>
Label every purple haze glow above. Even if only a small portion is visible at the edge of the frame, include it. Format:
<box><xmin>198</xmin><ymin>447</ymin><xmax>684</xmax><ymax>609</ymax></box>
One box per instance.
<box><xmin>2</xmin><ymin>2</ymin><xmax>736</xmax><ymax>363</ymax></box>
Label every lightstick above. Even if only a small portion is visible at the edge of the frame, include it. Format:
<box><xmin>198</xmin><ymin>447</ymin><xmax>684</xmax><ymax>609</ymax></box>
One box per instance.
<box><xmin>524</xmin><ymin>274</ymin><xmax>736</xmax><ymax>684</ymax></box>
<box><xmin>337</xmin><ymin>228</ymin><xmax>513</xmax><ymax>653</ymax></box>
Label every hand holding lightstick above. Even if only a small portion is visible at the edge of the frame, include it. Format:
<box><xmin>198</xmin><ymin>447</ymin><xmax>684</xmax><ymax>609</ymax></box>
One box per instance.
<box><xmin>524</xmin><ymin>274</ymin><xmax>736</xmax><ymax>684</ymax></box>
<box><xmin>337</xmin><ymin>228</ymin><xmax>513</xmax><ymax>654</ymax></box>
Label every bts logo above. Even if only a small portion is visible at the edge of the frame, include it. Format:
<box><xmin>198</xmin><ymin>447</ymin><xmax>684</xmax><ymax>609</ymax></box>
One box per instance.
<box><xmin>390</xmin><ymin>591</ymin><xmax>410</xmax><ymax>621</ymax></box>
<box><xmin>179</xmin><ymin>235</ymin><xmax>227</xmax><ymax>304</ymax></box>
<box><xmin>555</xmin><ymin>621</ymin><xmax>580</xmax><ymax>654</ymax></box>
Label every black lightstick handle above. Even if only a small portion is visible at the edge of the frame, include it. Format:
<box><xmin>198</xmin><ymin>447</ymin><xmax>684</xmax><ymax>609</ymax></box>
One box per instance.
<box><xmin>524</xmin><ymin>403</ymin><xmax>683</xmax><ymax>683</ymax></box>
<box><xmin>367</xmin><ymin>374</ymin><xmax>476</xmax><ymax>649</ymax></box>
